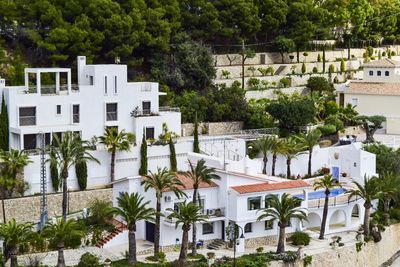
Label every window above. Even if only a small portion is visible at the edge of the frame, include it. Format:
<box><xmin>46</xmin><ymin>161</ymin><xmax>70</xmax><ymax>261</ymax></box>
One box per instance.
<box><xmin>145</xmin><ymin>127</ymin><xmax>155</xmax><ymax>139</ymax></box>
<box><xmin>285</xmin><ymin>221</ymin><xmax>291</xmax><ymax>227</ymax></box>
<box><xmin>89</xmin><ymin>76</ymin><xmax>94</xmax><ymax>85</ymax></box>
<box><xmin>106</xmin><ymin>103</ymin><xmax>118</xmax><ymax>121</ymax></box>
<box><xmin>385</xmin><ymin>71</ymin><xmax>390</xmax><ymax>76</ymax></box>
<box><xmin>73</xmin><ymin>104</ymin><xmax>80</xmax><ymax>123</ymax></box>
<box><xmin>202</xmin><ymin>223</ymin><xmax>214</xmax><ymax>235</ymax></box>
<box><xmin>247</xmin><ymin>197</ymin><xmax>261</xmax><ymax>210</ymax></box>
<box><xmin>104</xmin><ymin>76</ymin><xmax>108</xmax><ymax>94</ymax></box>
<box><xmin>56</xmin><ymin>105</ymin><xmax>61</xmax><ymax>115</ymax></box>
<box><xmin>351</xmin><ymin>98</ymin><xmax>358</xmax><ymax>107</ymax></box>
<box><xmin>19</xmin><ymin>107</ymin><xmax>36</xmax><ymax>126</ymax></box>
<box><xmin>142</xmin><ymin>101</ymin><xmax>151</xmax><ymax>114</ymax></box>
<box><xmin>114</xmin><ymin>76</ymin><xmax>118</xmax><ymax>94</ymax></box>
<box><xmin>377</xmin><ymin>71</ymin><xmax>382</xmax><ymax>76</ymax></box>
<box><xmin>23</xmin><ymin>134</ymin><xmax>37</xmax><ymax>150</ymax></box>
<box><xmin>244</xmin><ymin>223</ymin><xmax>252</xmax><ymax>233</ymax></box>
<box><xmin>369</xmin><ymin>70</ymin><xmax>373</xmax><ymax>76</ymax></box>
<box><xmin>265</xmin><ymin>220</ymin><xmax>274</xmax><ymax>230</ymax></box>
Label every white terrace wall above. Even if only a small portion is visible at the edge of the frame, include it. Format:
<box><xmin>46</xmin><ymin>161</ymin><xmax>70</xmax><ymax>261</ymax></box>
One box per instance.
<box><xmin>270</xmin><ymin>223</ymin><xmax>400</xmax><ymax>267</ymax></box>
<box><xmin>0</xmin><ymin>188</ymin><xmax>111</xmax><ymax>224</ymax></box>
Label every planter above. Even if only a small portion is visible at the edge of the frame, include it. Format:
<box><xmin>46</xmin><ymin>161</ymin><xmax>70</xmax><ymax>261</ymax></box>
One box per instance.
<box><xmin>104</xmin><ymin>259</ymin><xmax>112</xmax><ymax>267</ymax></box>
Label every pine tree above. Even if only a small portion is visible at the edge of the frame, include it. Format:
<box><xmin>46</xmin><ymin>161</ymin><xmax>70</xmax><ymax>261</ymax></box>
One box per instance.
<box><xmin>193</xmin><ymin>112</ymin><xmax>200</xmax><ymax>153</ymax></box>
<box><xmin>139</xmin><ymin>134</ymin><xmax>148</xmax><ymax>176</ymax></box>
<box><xmin>0</xmin><ymin>93</ymin><xmax>9</xmax><ymax>151</ymax></box>
<box><xmin>75</xmin><ymin>160</ymin><xmax>88</xmax><ymax>190</ymax></box>
<box><xmin>169</xmin><ymin>136</ymin><xmax>177</xmax><ymax>172</ymax></box>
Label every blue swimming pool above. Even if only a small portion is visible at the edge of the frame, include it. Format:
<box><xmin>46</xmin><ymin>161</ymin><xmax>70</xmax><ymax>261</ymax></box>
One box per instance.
<box><xmin>294</xmin><ymin>188</ymin><xmax>347</xmax><ymax>200</ymax></box>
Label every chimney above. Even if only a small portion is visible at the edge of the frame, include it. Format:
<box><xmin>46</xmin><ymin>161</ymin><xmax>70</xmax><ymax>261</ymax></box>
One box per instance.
<box><xmin>77</xmin><ymin>56</ymin><xmax>86</xmax><ymax>85</ymax></box>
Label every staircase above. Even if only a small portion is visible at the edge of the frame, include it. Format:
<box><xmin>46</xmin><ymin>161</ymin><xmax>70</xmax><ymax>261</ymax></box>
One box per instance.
<box><xmin>274</xmin><ymin>65</ymin><xmax>288</xmax><ymax>75</ymax></box>
<box><xmin>207</xmin><ymin>239</ymin><xmax>226</xmax><ymax>250</ymax></box>
<box><xmin>95</xmin><ymin>219</ymin><xmax>128</xmax><ymax>248</ymax></box>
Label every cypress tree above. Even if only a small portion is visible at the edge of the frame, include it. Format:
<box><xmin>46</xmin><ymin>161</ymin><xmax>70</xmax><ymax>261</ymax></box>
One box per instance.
<box><xmin>75</xmin><ymin>160</ymin><xmax>87</xmax><ymax>190</ymax></box>
<box><xmin>139</xmin><ymin>133</ymin><xmax>148</xmax><ymax>175</ymax></box>
<box><xmin>0</xmin><ymin>93</ymin><xmax>9</xmax><ymax>150</ymax></box>
<box><xmin>322</xmin><ymin>46</ymin><xmax>326</xmax><ymax>73</ymax></box>
<box><xmin>340</xmin><ymin>58</ymin><xmax>346</xmax><ymax>74</ymax></box>
<box><xmin>50</xmin><ymin>159</ymin><xmax>60</xmax><ymax>192</ymax></box>
<box><xmin>193</xmin><ymin>112</ymin><xmax>200</xmax><ymax>153</ymax></box>
<box><xmin>169</xmin><ymin>136</ymin><xmax>177</xmax><ymax>172</ymax></box>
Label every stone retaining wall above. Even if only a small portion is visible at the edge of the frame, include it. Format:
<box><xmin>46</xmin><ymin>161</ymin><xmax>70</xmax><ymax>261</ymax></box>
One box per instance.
<box><xmin>181</xmin><ymin>121</ymin><xmax>244</xmax><ymax>137</ymax></box>
<box><xmin>1</xmin><ymin>188</ymin><xmax>112</xmax><ymax>223</ymax></box>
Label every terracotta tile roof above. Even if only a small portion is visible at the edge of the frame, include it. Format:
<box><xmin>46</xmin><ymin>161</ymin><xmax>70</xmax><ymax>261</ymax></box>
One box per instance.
<box><xmin>363</xmin><ymin>58</ymin><xmax>400</xmax><ymax>68</ymax></box>
<box><xmin>142</xmin><ymin>173</ymin><xmax>218</xmax><ymax>192</ymax></box>
<box><xmin>231</xmin><ymin>180</ymin><xmax>310</xmax><ymax>194</ymax></box>
<box><xmin>345</xmin><ymin>82</ymin><xmax>400</xmax><ymax>96</ymax></box>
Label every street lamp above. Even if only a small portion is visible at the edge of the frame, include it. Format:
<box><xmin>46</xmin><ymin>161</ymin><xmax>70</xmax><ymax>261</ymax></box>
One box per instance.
<box><xmin>227</xmin><ymin>223</ymin><xmax>245</xmax><ymax>267</ymax></box>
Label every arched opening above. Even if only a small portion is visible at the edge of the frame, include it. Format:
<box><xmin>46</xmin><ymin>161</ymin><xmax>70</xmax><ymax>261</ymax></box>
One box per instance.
<box><xmin>329</xmin><ymin>210</ymin><xmax>346</xmax><ymax>230</ymax></box>
<box><xmin>302</xmin><ymin>213</ymin><xmax>321</xmax><ymax>232</ymax></box>
<box><xmin>351</xmin><ymin>204</ymin><xmax>360</xmax><ymax>224</ymax></box>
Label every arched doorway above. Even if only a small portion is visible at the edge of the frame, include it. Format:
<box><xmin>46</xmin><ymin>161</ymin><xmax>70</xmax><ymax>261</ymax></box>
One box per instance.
<box><xmin>351</xmin><ymin>204</ymin><xmax>360</xmax><ymax>224</ymax></box>
<box><xmin>329</xmin><ymin>210</ymin><xmax>347</xmax><ymax>230</ymax></box>
<box><xmin>303</xmin><ymin>212</ymin><xmax>322</xmax><ymax>232</ymax></box>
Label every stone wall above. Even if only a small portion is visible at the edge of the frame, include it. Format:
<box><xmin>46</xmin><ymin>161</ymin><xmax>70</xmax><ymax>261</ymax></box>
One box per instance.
<box><xmin>245</xmin><ymin>87</ymin><xmax>305</xmax><ymax>100</ymax></box>
<box><xmin>181</xmin><ymin>121</ymin><xmax>244</xmax><ymax>137</ymax></box>
<box><xmin>0</xmin><ymin>188</ymin><xmax>112</xmax><ymax>223</ymax></box>
<box><xmin>270</xmin><ymin>223</ymin><xmax>400</xmax><ymax>267</ymax></box>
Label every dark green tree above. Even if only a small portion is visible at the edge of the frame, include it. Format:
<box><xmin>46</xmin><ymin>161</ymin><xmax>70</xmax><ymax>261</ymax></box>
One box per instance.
<box><xmin>169</xmin><ymin>137</ymin><xmax>177</xmax><ymax>172</ymax></box>
<box><xmin>75</xmin><ymin>160</ymin><xmax>88</xmax><ymax>190</ymax></box>
<box><xmin>358</xmin><ymin>115</ymin><xmax>386</xmax><ymax>143</ymax></box>
<box><xmin>193</xmin><ymin>112</ymin><xmax>200</xmax><ymax>153</ymax></box>
<box><xmin>0</xmin><ymin>93</ymin><xmax>9</xmax><ymax>151</ymax></box>
<box><xmin>139</xmin><ymin>134</ymin><xmax>148</xmax><ymax>176</ymax></box>
<box><xmin>274</xmin><ymin>36</ymin><xmax>295</xmax><ymax>63</ymax></box>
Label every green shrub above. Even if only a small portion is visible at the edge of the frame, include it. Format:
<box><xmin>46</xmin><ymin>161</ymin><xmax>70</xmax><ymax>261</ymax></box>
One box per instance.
<box><xmin>312</xmin><ymin>66</ymin><xmax>318</xmax><ymax>73</ymax></box>
<box><xmin>301</xmin><ymin>62</ymin><xmax>306</xmax><ymax>74</ymax></box>
<box><xmin>256</xmin><ymin>247</ymin><xmax>264</xmax><ymax>253</ymax></box>
<box><xmin>279</xmin><ymin>77</ymin><xmax>290</xmax><ymax>88</ymax></box>
<box><xmin>366</xmin><ymin>46</ymin><xmax>374</xmax><ymax>57</ymax></box>
<box><xmin>257</xmin><ymin>67</ymin><xmax>269</xmax><ymax>76</ymax></box>
<box><xmin>389</xmin><ymin>208</ymin><xmax>400</xmax><ymax>220</ymax></box>
<box><xmin>325</xmin><ymin>115</ymin><xmax>344</xmax><ymax>132</ymax></box>
<box><xmin>317</xmin><ymin>124</ymin><xmax>337</xmax><ymax>135</ymax></box>
<box><xmin>76</xmin><ymin>160</ymin><xmax>88</xmax><ymax>190</ymax></box>
<box><xmin>317</xmin><ymin>54</ymin><xmax>321</xmax><ymax>62</ymax></box>
<box><xmin>382</xmin><ymin>51</ymin><xmax>387</xmax><ymax>56</ymax></box>
<box><xmin>267</xmin><ymin>66</ymin><xmax>275</xmax><ymax>76</ymax></box>
<box><xmin>50</xmin><ymin>160</ymin><xmax>60</xmax><ymax>192</ymax></box>
<box><xmin>247</xmin><ymin>77</ymin><xmax>260</xmax><ymax>88</ymax></box>
<box><xmin>303</xmin><ymin>255</ymin><xmax>312</xmax><ymax>267</ymax></box>
<box><xmin>290</xmin><ymin>231</ymin><xmax>310</xmax><ymax>246</ymax></box>
<box><xmin>329</xmin><ymin>64</ymin><xmax>335</xmax><ymax>73</ymax></box>
<box><xmin>319</xmin><ymin>139</ymin><xmax>332</xmax><ymax>147</ymax></box>
<box><xmin>77</xmin><ymin>252</ymin><xmax>100</xmax><ymax>267</ymax></box>
<box><xmin>391</xmin><ymin>51</ymin><xmax>396</xmax><ymax>56</ymax></box>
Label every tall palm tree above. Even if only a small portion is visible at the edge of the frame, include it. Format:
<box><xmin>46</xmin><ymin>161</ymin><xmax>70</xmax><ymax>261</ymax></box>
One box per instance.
<box><xmin>249</xmin><ymin>136</ymin><xmax>276</xmax><ymax>175</ymax></box>
<box><xmin>0</xmin><ymin>219</ymin><xmax>34</xmax><ymax>267</ymax></box>
<box><xmin>99</xmin><ymin>128</ymin><xmax>135</xmax><ymax>182</ymax></box>
<box><xmin>270</xmin><ymin>138</ymin><xmax>285</xmax><ymax>176</ymax></box>
<box><xmin>294</xmin><ymin>129</ymin><xmax>321</xmax><ymax>177</ymax></box>
<box><xmin>49</xmin><ymin>132</ymin><xmax>99</xmax><ymax>220</ymax></box>
<box><xmin>0</xmin><ymin>149</ymin><xmax>32</xmax><ymax>198</ymax></box>
<box><xmin>182</xmin><ymin>159</ymin><xmax>220</xmax><ymax>256</ymax></box>
<box><xmin>257</xmin><ymin>193</ymin><xmax>307</xmax><ymax>253</ymax></box>
<box><xmin>166</xmin><ymin>202</ymin><xmax>208</xmax><ymax>267</ymax></box>
<box><xmin>42</xmin><ymin>218</ymin><xmax>85</xmax><ymax>267</ymax></box>
<box><xmin>348</xmin><ymin>176</ymin><xmax>380</xmax><ymax>236</ymax></box>
<box><xmin>281</xmin><ymin>138</ymin><xmax>303</xmax><ymax>179</ymax></box>
<box><xmin>113</xmin><ymin>192</ymin><xmax>155</xmax><ymax>265</ymax></box>
<box><xmin>313</xmin><ymin>175</ymin><xmax>343</xmax><ymax>239</ymax></box>
<box><xmin>377</xmin><ymin>172</ymin><xmax>400</xmax><ymax>224</ymax></box>
<box><xmin>141</xmin><ymin>167</ymin><xmax>185</xmax><ymax>257</ymax></box>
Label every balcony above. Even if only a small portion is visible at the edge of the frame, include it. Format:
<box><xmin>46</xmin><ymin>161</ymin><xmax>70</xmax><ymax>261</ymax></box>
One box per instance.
<box><xmin>106</xmin><ymin>112</ymin><xmax>118</xmax><ymax>121</ymax></box>
<box><xmin>130</xmin><ymin>109</ymin><xmax>159</xmax><ymax>117</ymax></box>
<box><xmin>22</xmin><ymin>85</ymin><xmax>79</xmax><ymax>95</ymax></box>
<box><xmin>159</xmin><ymin>106</ymin><xmax>180</xmax><ymax>113</ymax></box>
<box><xmin>19</xmin><ymin>116</ymin><xmax>36</xmax><ymax>126</ymax></box>
<box><xmin>164</xmin><ymin>207</ymin><xmax>225</xmax><ymax>224</ymax></box>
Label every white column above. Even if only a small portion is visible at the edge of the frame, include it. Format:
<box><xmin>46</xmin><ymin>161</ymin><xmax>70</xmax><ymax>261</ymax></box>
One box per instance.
<box><xmin>56</xmin><ymin>72</ymin><xmax>60</xmax><ymax>94</ymax></box>
<box><xmin>24</xmin><ymin>70</ymin><xmax>29</xmax><ymax>90</ymax></box>
<box><xmin>36</xmin><ymin>72</ymin><xmax>41</xmax><ymax>95</ymax></box>
<box><xmin>67</xmin><ymin>70</ymin><xmax>72</xmax><ymax>94</ymax></box>
<box><xmin>20</xmin><ymin>134</ymin><xmax>24</xmax><ymax>150</ymax></box>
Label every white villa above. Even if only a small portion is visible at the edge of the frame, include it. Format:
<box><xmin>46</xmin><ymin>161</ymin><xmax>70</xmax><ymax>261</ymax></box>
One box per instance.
<box><xmin>338</xmin><ymin>58</ymin><xmax>400</xmax><ymax>134</ymax></box>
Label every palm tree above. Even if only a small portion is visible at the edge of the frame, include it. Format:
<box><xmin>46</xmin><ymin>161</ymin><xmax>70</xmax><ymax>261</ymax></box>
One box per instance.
<box><xmin>141</xmin><ymin>167</ymin><xmax>185</xmax><ymax>257</ymax></box>
<box><xmin>377</xmin><ymin>172</ymin><xmax>400</xmax><ymax>224</ymax></box>
<box><xmin>294</xmin><ymin>129</ymin><xmax>321</xmax><ymax>177</ymax></box>
<box><xmin>281</xmin><ymin>138</ymin><xmax>303</xmax><ymax>179</ymax></box>
<box><xmin>113</xmin><ymin>192</ymin><xmax>155</xmax><ymax>265</ymax></box>
<box><xmin>166</xmin><ymin>202</ymin><xmax>208</xmax><ymax>267</ymax></box>
<box><xmin>182</xmin><ymin>159</ymin><xmax>220</xmax><ymax>256</ymax></box>
<box><xmin>0</xmin><ymin>219</ymin><xmax>34</xmax><ymax>267</ymax></box>
<box><xmin>257</xmin><ymin>193</ymin><xmax>307</xmax><ymax>253</ymax></box>
<box><xmin>348</xmin><ymin>176</ymin><xmax>380</xmax><ymax>236</ymax></box>
<box><xmin>42</xmin><ymin>218</ymin><xmax>85</xmax><ymax>267</ymax></box>
<box><xmin>99</xmin><ymin>128</ymin><xmax>135</xmax><ymax>182</ymax></box>
<box><xmin>270</xmin><ymin>138</ymin><xmax>285</xmax><ymax>176</ymax></box>
<box><xmin>249</xmin><ymin>136</ymin><xmax>276</xmax><ymax>174</ymax></box>
<box><xmin>49</xmin><ymin>132</ymin><xmax>99</xmax><ymax>220</ymax></box>
<box><xmin>0</xmin><ymin>149</ymin><xmax>32</xmax><ymax>198</ymax></box>
<box><xmin>313</xmin><ymin>175</ymin><xmax>343</xmax><ymax>239</ymax></box>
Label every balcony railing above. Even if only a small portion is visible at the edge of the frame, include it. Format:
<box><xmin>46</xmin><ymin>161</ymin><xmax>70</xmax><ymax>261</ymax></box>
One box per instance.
<box><xmin>164</xmin><ymin>207</ymin><xmax>225</xmax><ymax>223</ymax></box>
<box><xmin>73</xmin><ymin>114</ymin><xmax>80</xmax><ymax>123</ymax></box>
<box><xmin>131</xmin><ymin>110</ymin><xmax>159</xmax><ymax>117</ymax></box>
<box><xmin>24</xmin><ymin>85</ymin><xmax>80</xmax><ymax>95</ymax></box>
<box><xmin>106</xmin><ymin>112</ymin><xmax>118</xmax><ymax>121</ymax></box>
<box><xmin>19</xmin><ymin>116</ymin><xmax>36</xmax><ymax>126</ymax></box>
<box><xmin>159</xmin><ymin>106</ymin><xmax>180</xmax><ymax>113</ymax></box>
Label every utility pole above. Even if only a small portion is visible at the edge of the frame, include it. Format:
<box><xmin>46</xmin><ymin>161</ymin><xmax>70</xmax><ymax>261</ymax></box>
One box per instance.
<box><xmin>241</xmin><ymin>40</ymin><xmax>245</xmax><ymax>90</ymax></box>
<box><xmin>39</xmin><ymin>132</ymin><xmax>48</xmax><ymax>230</ymax></box>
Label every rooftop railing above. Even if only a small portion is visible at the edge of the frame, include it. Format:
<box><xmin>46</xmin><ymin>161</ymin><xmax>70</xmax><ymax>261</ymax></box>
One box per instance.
<box><xmin>164</xmin><ymin>207</ymin><xmax>225</xmax><ymax>223</ymax></box>
<box><xmin>23</xmin><ymin>85</ymin><xmax>79</xmax><ymax>95</ymax></box>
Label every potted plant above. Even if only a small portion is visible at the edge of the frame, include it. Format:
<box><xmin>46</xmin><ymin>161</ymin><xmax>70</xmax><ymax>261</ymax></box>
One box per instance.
<box><xmin>341</xmin><ymin>172</ymin><xmax>347</xmax><ymax>177</ymax></box>
<box><xmin>104</xmin><ymin>258</ymin><xmax>112</xmax><ymax>267</ymax></box>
